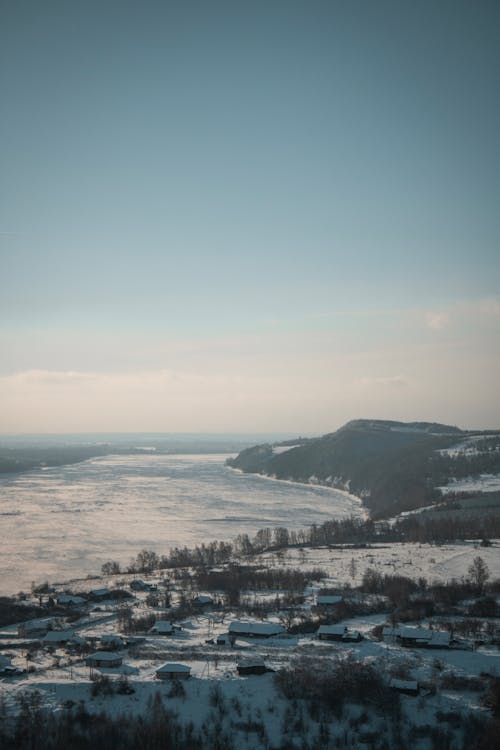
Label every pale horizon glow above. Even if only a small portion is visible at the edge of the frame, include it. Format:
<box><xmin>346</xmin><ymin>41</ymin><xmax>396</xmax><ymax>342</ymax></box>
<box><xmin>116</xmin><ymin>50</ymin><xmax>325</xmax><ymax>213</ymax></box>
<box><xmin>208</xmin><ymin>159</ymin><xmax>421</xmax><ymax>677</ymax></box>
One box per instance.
<box><xmin>1</xmin><ymin>1</ymin><xmax>499</xmax><ymax>434</ymax></box>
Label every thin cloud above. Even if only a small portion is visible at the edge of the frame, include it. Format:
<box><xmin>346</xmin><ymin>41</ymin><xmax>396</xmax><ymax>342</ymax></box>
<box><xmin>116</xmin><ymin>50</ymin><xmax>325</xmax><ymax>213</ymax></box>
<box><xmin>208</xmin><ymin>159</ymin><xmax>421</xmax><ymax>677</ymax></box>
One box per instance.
<box><xmin>425</xmin><ymin>312</ymin><xmax>450</xmax><ymax>331</ymax></box>
<box><xmin>13</xmin><ymin>370</ymin><xmax>98</xmax><ymax>386</ymax></box>
<box><xmin>355</xmin><ymin>375</ymin><xmax>409</xmax><ymax>388</ymax></box>
<box><xmin>478</xmin><ymin>298</ymin><xmax>500</xmax><ymax>317</ymax></box>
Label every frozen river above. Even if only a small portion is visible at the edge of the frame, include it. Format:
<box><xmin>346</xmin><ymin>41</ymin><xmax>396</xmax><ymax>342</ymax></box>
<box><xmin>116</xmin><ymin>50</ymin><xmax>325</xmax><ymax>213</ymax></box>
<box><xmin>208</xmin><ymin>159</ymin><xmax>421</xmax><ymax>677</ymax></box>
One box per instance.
<box><xmin>0</xmin><ymin>453</ymin><xmax>365</xmax><ymax>594</ymax></box>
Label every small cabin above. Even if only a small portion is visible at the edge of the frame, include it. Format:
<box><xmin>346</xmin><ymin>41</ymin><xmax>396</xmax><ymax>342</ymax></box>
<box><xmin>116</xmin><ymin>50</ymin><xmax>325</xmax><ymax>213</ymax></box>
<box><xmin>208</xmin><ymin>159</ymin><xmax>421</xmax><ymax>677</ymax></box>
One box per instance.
<box><xmin>86</xmin><ymin>651</ymin><xmax>123</xmax><ymax>668</ymax></box>
<box><xmin>130</xmin><ymin>579</ymin><xmax>148</xmax><ymax>591</ymax></box>
<box><xmin>156</xmin><ymin>663</ymin><xmax>191</xmax><ymax>680</ymax></box>
<box><xmin>342</xmin><ymin>629</ymin><xmax>362</xmax><ymax>643</ymax></box>
<box><xmin>0</xmin><ymin>654</ymin><xmax>12</xmax><ymax>674</ymax></box>
<box><xmin>216</xmin><ymin>634</ymin><xmax>234</xmax><ymax>646</ymax></box>
<box><xmin>192</xmin><ymin>594</ymin><xmax>214</xmax><ymax>607</ymax></box>
<box><xmin>56</xmin><ymin>594</ymin><xmax>86</xmax><ymax>607</ymax></box>
<box><xmin>383</xmin><ymin>626</ymin><xmax>450</xmax><ymax>650</ymax></box>
<box><xmin>237</xmin><ymin>658</ymin><xmax>267</xmax><ymax>676</ymax></box>
<box><xmin>316</xmin><ymin>594</ymin><xmax>343</xmax><ymax>607</ymax></box>
<box><xmin>101</xmin><ymin>635</ymin><xmax>125</xmax><ymax>650</ymax></box>
<box><xmin>317</xmin><ymin>624</ymin><xmax>347</xmax><ymax>641</ymax></box>
<box><xmin>149</xmin><ymin>620</ymin><xmax>175</xmax><ymax>635</ymax></box>
<box><xmin>389</xmin><ymin>678</ymin><xmax>419</xmax><ymax>696</ymax></box>
<box><xmin>229</xmin><ymin>621</ymin><xmax>285</xmax><ymax>639</ymax></box>
<box><xmin>18</xmin><ymin>618</ymin><xmax>54</xmax><ymax>638</ymax></box>
<box><xmin>43</xmin><ymin>630</ymin><xmax>74</xmax><ymax>645</ymax></box>
<box><xmin>89</xmin><ymin>588</ymin><xmax>111</xmax><ymax>601</ymax></box>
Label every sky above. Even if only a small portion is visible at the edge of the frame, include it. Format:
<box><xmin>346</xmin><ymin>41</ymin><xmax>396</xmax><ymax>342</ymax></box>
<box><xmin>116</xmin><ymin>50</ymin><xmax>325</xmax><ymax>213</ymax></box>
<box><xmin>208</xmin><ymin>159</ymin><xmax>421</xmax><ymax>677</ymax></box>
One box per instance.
<box><xmin>1</xmin><ymin>0</ymin><xmax>499</xmax><ymax>434</ymax></box>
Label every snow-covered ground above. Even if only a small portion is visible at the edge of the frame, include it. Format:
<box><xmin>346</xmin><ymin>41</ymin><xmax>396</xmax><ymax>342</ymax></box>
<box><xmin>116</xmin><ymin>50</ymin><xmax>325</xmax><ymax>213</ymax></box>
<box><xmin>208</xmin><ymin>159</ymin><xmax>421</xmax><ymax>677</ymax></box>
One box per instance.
<box><xmin>1</xmin><ymin>538</ymin><xmax>499</xmax><ymax>748</ymax></box>
<box><xmin>437</xmin><ymin>435</ymin><xmax>487</xmax><ymax>458</ymax></box>
<box><xmin>438</xmin><ymin>474</ymin><xmax>500</xmax><ymax>495</ymax></box>
<box><xmin>259</xmin><ymin>540</ymin><xmax>500</xmax><ymax>588</ymax></box>
<box><xmin>1</xmin><ymin>602</ymin><xmax>497</xmax><ymax>748</ymax></box>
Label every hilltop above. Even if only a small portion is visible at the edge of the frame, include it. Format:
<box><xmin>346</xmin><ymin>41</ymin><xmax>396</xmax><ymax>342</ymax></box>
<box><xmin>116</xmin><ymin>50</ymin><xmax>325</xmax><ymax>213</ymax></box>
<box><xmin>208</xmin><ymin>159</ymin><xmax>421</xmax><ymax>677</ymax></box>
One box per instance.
<box><xmin>227</xmin><ymin>419</ymin><xmax>500</xmax><ymax>519</ymax></box>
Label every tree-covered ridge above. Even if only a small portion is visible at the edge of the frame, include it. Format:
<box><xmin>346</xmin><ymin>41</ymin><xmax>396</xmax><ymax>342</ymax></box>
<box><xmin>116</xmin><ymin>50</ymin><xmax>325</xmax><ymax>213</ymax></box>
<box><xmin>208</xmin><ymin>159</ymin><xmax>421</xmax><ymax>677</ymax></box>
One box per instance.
<box><xmin>227</xmin><ymin>419</ymin><xmax>500</xmax><ymax>519</ymax></box>
<box><xmin>0</xmin><ymin>445</ymin><xmax>111</xmax><ymax>474</ymax></box>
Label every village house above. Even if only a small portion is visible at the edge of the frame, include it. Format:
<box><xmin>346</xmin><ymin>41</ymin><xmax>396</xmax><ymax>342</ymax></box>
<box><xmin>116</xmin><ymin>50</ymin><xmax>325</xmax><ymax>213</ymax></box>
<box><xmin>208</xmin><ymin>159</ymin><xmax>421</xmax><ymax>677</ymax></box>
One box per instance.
<box><xmin>237</xmin><ymin>657</ymin><xmax>267</xmax><ymax>676</ymax></box>
<box><xmin>229</xmin><ymin>621</ymin><xmax>285</xmax><ymax>639</ymax></box>
<box><xmin>192</xmin><ymin>594</ymin><xmax>214</xmax><ymax>607</ymax></box>
<box><xmin>216</xmin><ymin>634</ymin><xmax>234</xmax><ymax>646</ymax></box>
<box><xmin>383</xmin><ymin>626</ymin><xmax>451</xmax><ymax>649</ymax></box>
<box><xmin>317</xmin><ymin>625</ymin><xmax>363</xmax><ymax>642</ymax></box>
<box><xmin>389</xmin><ymin>678</ymin><xmax>419</xmax><ymax>696</ymax></box>
<box><xmin>85</xmin><ymin>651</ymin><xmax>123</xmax><ymax>668</ymax></box>
<box><xmin>43</xmin><ymin>629</ymin><xmax>74</xmax><ymax>645</ymax></box>
<box><xmin>100</xmin><ymin>634</ymin><xmax>126</xmax><ymax>650</ymax></box>
<box><xmin>88</xmin><ymin>587</ymin><xmax>111</xmax><ymax>601</ymax></box>
<box><xmin>56</xmin><ymin>594</ymin><xmax>86</xmax><ymax>607</ymax></box>
<box><xmin>342</xmin><ymin>629</ymin><xmax>362</xmax><ymax>642</ymax></box>
<box><xmin>156</xmin><ymin>663</ymin><xmax>191</xmax><ymax>680</ymax></box>
<box><xmin>18</xmin><ymin>618</ymin><xmax>54</xmax><ymax>638</ymax></box>
<box><xmin>148</xmin><ymin>620</ymin><xmax>175</xmax><ymax>635</ymax></box>
<box><xmin>130</xmin><ymin>579</ymin><xmax>156</xmax><ymax>592</ymax></box>
<box><xmin>317</xmin><ymin>624</ymin><xmax>347</xmax><ymax>641</ymax></box>
<box><xmin>316</xmin><ymin>594</ymin><xmax>344</xmax><ymax>607</ymax></box>
<box><xmin>0</xmin><ymin>654</ymin><xmax>13</xmax><ymax>675</ymax></box>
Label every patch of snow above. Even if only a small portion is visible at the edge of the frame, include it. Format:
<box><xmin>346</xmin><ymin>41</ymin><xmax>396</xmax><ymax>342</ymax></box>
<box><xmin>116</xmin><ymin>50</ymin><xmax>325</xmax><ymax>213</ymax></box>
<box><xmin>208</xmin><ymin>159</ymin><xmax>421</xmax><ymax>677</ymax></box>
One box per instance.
<box><xmin>439</xmin><ymin>474</ymin><xmax>500</xmax><ymax>494</ymax></box>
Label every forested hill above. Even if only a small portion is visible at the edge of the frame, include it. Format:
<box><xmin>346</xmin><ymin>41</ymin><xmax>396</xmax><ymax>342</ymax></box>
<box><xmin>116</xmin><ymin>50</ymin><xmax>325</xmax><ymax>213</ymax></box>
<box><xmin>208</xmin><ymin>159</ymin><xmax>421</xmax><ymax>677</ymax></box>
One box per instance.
<box><xmin>227</xmin><ymin>419</ymin><xmax>500</xmax><ymax>519</ymax></box>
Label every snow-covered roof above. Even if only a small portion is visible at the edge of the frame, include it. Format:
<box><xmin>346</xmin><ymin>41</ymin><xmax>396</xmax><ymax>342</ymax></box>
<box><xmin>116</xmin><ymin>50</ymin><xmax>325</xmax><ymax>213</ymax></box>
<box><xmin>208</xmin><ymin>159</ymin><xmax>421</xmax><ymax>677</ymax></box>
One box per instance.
<box><xmin>343</xmin><ymin>630</ymin><xmax>361</xmax><ymax>640</ymax></box>
<box><xmin>390</xmin><ymin>678</ymin><xmax>419</xmax><ymax>691</ymax></box>
<box><xmin>193</xmin><ymin>595</ymin><xmax>213</xmax><ymax>604</ymax></box>
<box><xmin>89</xmin><ymin>587</ymin><xmax>111</xmax><ymax>597</ymax></box>
<box><xmin>18</xmin><ymin>618</ymin><xmax>53</xmax><ymax>633</ymax></box>
<box><xmin>316</xmin><ymin>594</ymin><xmax>343</xmax><ymax>605</ymax></box>
<box><xmin>43</xmin><ymin>630</ymin><xmax>74</xmax><ymax>643</ymax></box>
<box><xmin>149</xmin><ymin>620</ymin><xmax>174</xmax><ymax>633</ymax></box>
<box><xmin>384</xmin><ymin>626</ymin><xmax>450</xmax><ymax>646</ymax></box>
<box><xmin>156</xmin><ymin>662</ymin><xmax>191</xmax><ymax>673</ymax></box>
<box><xmin>101</xmin><ymin>635</ymin><xmax>124</xmax><ymax>644</ymax></box>
<box><xmin>317</xmin><ymin>625</ymin><xmax>347</xmax><ymax>636</ymax></box>
<box><xmin>57</xmin><ymin>594</ymin><xmax>85</xmax><ymax>605</ymax></box>
<box><xmin>229</xmin><ymin>620</ymin><xmax>285</xmax><ymax>636</ymax></box>
<box><xmin>237</xmin><ymin>657</ymin><xmax>265</xmax><ymax>668</ymax></box>
<box><xmin>87</xmin><ymin>651</ymin><xmax>122</xmax><ymax>661</ymax></box>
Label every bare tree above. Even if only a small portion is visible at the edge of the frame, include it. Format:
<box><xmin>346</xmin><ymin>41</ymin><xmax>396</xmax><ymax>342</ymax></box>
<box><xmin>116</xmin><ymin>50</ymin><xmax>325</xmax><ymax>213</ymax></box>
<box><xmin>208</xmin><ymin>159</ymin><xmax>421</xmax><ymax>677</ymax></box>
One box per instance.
<box><xmin>467</xmin><ymin>556</ymin><xmax>490</xmax><ymax>593</ymax></box>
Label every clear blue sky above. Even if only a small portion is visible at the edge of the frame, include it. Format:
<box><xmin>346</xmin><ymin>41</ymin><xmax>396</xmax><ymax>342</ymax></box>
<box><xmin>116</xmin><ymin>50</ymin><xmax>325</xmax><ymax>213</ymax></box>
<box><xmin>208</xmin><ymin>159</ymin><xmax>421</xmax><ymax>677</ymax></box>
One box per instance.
<box><xmin>1</xmin><ymin>1</ymin><xmax>499</xmax><ymax>433</ymax></box>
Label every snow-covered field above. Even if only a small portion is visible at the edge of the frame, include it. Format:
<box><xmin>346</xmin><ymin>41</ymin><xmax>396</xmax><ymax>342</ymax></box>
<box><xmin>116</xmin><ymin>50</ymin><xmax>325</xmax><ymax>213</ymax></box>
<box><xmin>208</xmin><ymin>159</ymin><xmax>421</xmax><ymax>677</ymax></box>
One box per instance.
<box><xmin>258</xmin><ymin>541</ymin><xmax>500</xmax><ymax>588</ymax></box>
<box><xmin>439</xmin><ymin>473</ymin><xmax>500</xmax><ymax>495</ymax></box>
<box><xmin>1</xmin><ymin>537</ymin><xmax>499</xmax><ymax>748</ymax></box>
<box><xmin>1</xmin><ymin>549</ymin><xmax>498</xmax><ymax>749</ymax></box>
